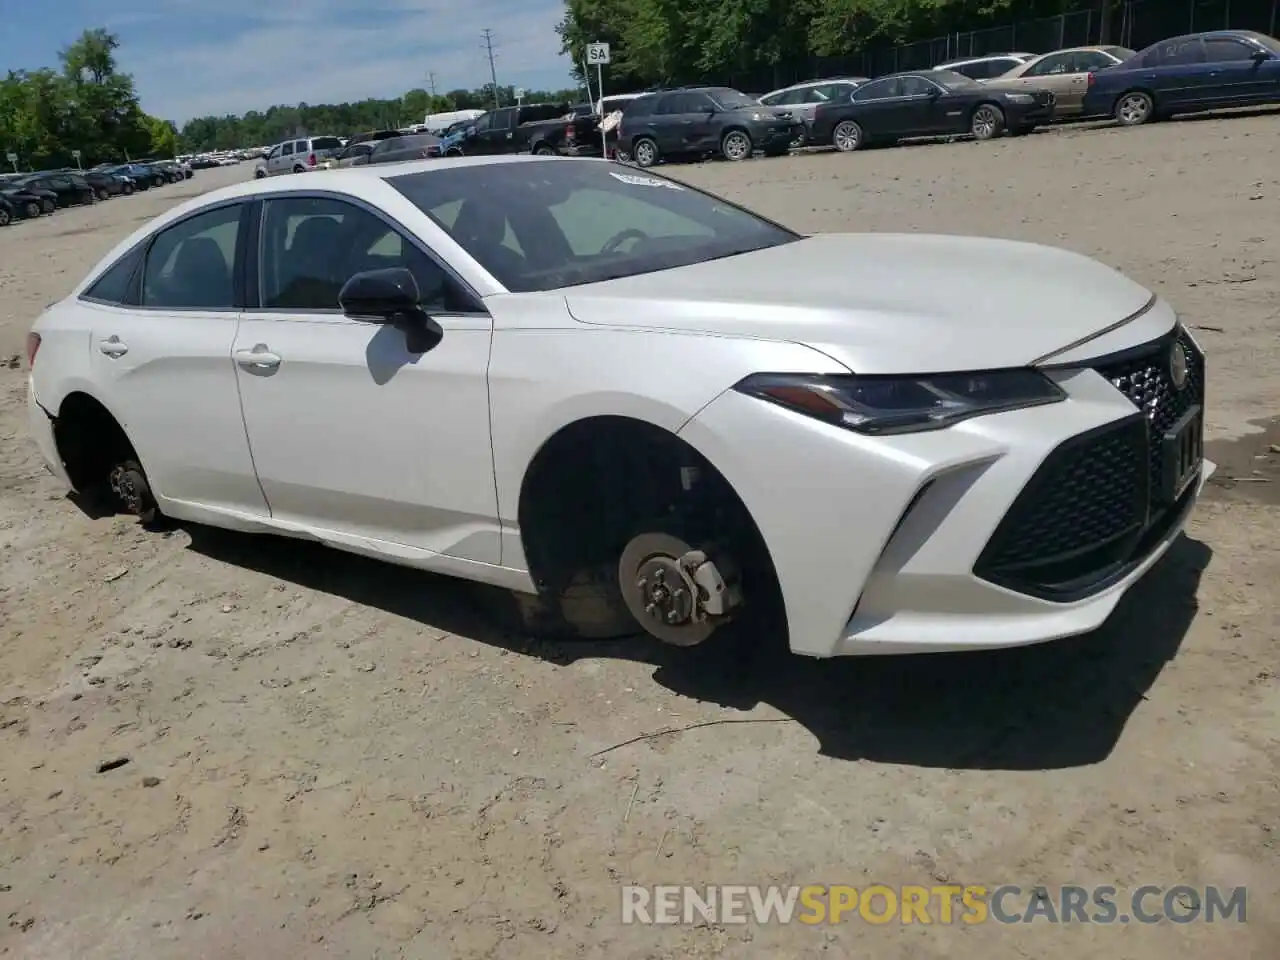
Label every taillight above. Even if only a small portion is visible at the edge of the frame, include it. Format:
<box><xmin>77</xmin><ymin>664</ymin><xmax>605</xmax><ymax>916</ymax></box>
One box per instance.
<box><xmin>308</xmin><ymin>153</ymin><xmax>317</xmax><ymax>166</ymax></box>
<box><xmin>565</xmin><ymin>123</ymin><xmax>576</xmax><ymax>141</ymax></box>
<box><xmin>26</xmin><ymin>332</ymin><xmax>41</xmax><ymax>369</ymax></box>
<box><xmin>1086</xmin><ymin>72</ymin><xmax>1095</xmax><ymax>87</ymax></box>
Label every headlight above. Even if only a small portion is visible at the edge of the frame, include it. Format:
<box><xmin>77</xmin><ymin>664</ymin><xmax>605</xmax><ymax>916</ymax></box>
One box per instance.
<box><xmin>1006</xmin><ymin>93</ymin><xmax>1035</xmax><ymax>104</ymax></box>
<box><xmin>733</xmin><ymin>370</ymin><xmax>1065</xmax><ymax>435</ymax></box>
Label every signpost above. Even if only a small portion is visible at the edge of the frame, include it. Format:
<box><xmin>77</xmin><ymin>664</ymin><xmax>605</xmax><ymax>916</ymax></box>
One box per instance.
<box><xmin>71</xmin><ymin>148</ymin><xmax>82</xmax><ymax>170</ymax></box>
<box><xmin>514</xmin><ymin>87</ymin><xmax>525</xmax><ymax>105</ymax></box>
<box><xmin>5</xmin><ymin>152</ymin><xmax>16</xmax><ymax>172</ymax></box>
<box><xmin>587</xmin><ymin>42</ymin><xmax>611</xmax><ymax>159</ymax></box>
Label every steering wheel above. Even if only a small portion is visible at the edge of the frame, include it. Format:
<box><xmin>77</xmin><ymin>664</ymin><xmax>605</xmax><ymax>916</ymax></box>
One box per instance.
<box><xmin>601</xmin><ymin>228</ymin><xmax>650</xmax><ymax>255</ymax></box>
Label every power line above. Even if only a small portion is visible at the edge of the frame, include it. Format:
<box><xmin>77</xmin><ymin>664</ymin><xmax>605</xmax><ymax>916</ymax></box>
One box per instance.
<box><xmin>481</xmin><ymin>28</ymin><xmax>500</xmax><ymax>108</ymax></box>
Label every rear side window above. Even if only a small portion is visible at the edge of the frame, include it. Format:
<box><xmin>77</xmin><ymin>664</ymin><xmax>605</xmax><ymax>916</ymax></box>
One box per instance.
<box><xmin>310</xmin><ymin>136</ymin><xmax>343</xmax><ymax>150</ymax></box>
<box><xmin>281</xmin><ymin>143</ymin><xmax>294</xmax><ymax>156</ymax></box>
<box><xmin>142</xmin><ymin>204</ymin><xmax>243</xmax><ymax>309</ymax></box>
<box><xmin>83</xmin><ymin>245</ymin><xmax>145</xmax><ymax>305</ymax></box>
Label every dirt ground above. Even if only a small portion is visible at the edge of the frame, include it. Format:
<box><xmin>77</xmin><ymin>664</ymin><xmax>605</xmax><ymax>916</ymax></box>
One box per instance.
<box><xmin>1</xmin><ymin>115</ymin><xmax>1278</xmax><ymax>960</ymax></box>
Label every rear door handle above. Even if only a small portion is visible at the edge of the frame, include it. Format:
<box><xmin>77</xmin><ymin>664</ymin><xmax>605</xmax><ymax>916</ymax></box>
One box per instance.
<box><xmin>98</xmin><ymin>336</ymin><xmax>128</xmax><ymax>357</ymax></box>
<box><xmin>234</xmin><ymin>345</ymin><xmax>281</xmax><ymax>370</ymax></box>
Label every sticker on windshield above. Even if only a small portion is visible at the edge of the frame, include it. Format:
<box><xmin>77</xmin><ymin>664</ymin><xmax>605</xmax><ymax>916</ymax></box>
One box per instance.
<box><xmin>609</xmin><ymin>171</ymin><xmax>684</xmax><ymax>191</ymax></box>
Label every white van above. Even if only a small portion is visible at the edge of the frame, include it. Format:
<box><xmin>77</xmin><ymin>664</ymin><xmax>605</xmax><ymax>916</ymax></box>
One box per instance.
<box><xmin>422</xmin><ymin>109</ymin><xmax>485</xmax><ymax>134</ymax></box>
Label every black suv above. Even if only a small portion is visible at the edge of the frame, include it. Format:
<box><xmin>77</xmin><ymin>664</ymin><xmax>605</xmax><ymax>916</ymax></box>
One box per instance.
<box><xmin>617</xmin><ymin>87</ymin><xmax>802</xmax><ymax>167</ymax></box>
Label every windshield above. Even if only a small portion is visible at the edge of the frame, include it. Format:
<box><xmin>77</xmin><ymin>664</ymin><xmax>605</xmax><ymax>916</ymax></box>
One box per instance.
<box><xmin>1103</xmin><ymin>46</ymin><xmax>1137</xmax><ymax>60</ymax></box>
<box><xmin>389</xmin><ymin>160</ymin><xmax>798</xmax><ymax>293</ymax></box>
<box><xmin>707</xmin><ymin>88</ymin><xmax>758</xmax><ymax>110</ymax></box>
<box><xmin>931</xmin><ymin>70</ymin><xmax>982</xmax><ymax>90</ymax></box>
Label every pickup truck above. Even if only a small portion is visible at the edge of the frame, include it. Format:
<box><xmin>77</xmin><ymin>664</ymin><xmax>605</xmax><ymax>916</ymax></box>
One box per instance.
<box><xmin>452</xmin><ymin>103</ymin><xmax>604</xmax><ymax>158</ymax></box>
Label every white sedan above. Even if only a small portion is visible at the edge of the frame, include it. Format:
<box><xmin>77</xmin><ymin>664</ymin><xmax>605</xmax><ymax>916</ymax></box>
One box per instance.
<box><xmin>25</xmin><ymin>156</ymin><xmax>1212</xmax><ymax>657</ymax></box>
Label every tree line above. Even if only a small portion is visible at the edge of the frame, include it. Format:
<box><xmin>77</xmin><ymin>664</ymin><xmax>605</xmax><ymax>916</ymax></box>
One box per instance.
<box><xmin>557</xmin><ymin>0</ymin><xmax>1113</xmax><ymax>91</ymax></box>
<box><xmin>1</xmin><ymin>29</ymin><xmax>178</xmax><ymax>171</ymax></box>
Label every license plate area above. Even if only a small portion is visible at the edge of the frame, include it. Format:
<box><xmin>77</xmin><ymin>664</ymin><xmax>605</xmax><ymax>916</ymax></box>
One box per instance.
<box><xmin>1161</xmin><ymin>405</ymin><xmax>1203</xmax><ymax>503</ymax></box>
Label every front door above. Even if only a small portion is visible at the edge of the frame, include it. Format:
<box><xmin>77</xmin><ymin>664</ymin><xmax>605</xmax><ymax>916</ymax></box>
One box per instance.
<box><xmin>1201</xmin><ymin>36</ymin><xmax>1272</xmax><ymax>103</ymax></box>
<box><xmin>88</xmin><ymin>201</ymin><xmax>269</xmax><ymax>517</ymax></box>
<box><xmin>232</xmin><ymin>194</ymin><xmax>499</xmax><ymax>561</ymax></box>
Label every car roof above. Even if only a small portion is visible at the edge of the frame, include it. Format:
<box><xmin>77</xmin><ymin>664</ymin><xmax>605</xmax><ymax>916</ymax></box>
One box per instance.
<box><xmin>764</xmin><ymin>76</ymin><xmax>867</xmax><ymax>95</ymax></box>
<box><xmin>935</xmin><ymin>52</ymin><xmax>1034</xmax><ymax>65</ymax></box>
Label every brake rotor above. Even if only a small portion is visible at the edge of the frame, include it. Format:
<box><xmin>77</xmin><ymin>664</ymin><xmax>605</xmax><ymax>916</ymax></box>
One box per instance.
<box><xmin>619</xmin><ymin>532</ymin><xmax>717</xmax><ymax>647</ymax></box>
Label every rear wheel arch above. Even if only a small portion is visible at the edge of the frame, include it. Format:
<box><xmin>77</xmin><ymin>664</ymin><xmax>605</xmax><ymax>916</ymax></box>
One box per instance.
<box><xmin>53</xmin><ymin>391</ymin><xmax>160</xmax><ymax>523</ymax></box>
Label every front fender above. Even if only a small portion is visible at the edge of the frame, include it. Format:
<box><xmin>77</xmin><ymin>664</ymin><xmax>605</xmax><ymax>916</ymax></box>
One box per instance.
<box><xmin>488</xmin><ymin>327</ymin><xmax>848</xmax><ymax>568</ymax></box>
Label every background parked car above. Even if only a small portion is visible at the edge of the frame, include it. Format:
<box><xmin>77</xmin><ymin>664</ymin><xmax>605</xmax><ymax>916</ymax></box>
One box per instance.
<box><xmin>620</xmin><ymin>87</ymin><xmax>802</xmax><ymax>166</ymax></box>
<box><xmin>0</xmin><ymin>178</ymin><xmax>55</xmax><ymax>215</ymax></box>
<box><xmin>452</xmin><ymin>103</ymin><xmax>601</xmax><ymax>157</ymax></box>
<box><xmin>758</xmin><ymin>77</ymin><xmax>870</xmax><ymax>144</ymax></box>
<box><xmin>254</xmin><ymin>136</ymin><xmax>345</xmax><ymax>177</ymax></box>
<box><xmin>73</xmin><ymin>169</ymin><xmax>127</xmax><ymax>199</ymax></box>
<box><xmin>984</xmin><ymin>46</ymin><xmax>1136</xmax><ymax>116</ymax></box>
<box><xmin>365</xmin><ymin>133</ymin><xmax>444</xmax><ymax>165</ymax></box>
<box><xmin>9</xmin><ymin>173</ymin><xmax>94</xmax><ymax>208</ymax></box>
<box><xmin>811</xmin><ymin>69</ymin><xmax>1055</xmax><ymax>151</ymax></box>
<box><xmin>932</xmin><ymin>52</ymin><xmax>1037</xmax><ymax>80</ymax></box>
<box><xmin>0</xmin><ymin>193</ymin><xmax>16</xmax><ymax>226</ymax></box>
<box><xmin>1082</xmin><ymin>30</ymin><xmax>1280</xmax><ymax>125</ymax></box>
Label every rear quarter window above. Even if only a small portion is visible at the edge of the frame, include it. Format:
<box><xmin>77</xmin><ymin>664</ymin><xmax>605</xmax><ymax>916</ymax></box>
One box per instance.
<box><xmin>82</xmin><ymin>245</ymin><xmax>144</xmax><ymax>305</ymax></box>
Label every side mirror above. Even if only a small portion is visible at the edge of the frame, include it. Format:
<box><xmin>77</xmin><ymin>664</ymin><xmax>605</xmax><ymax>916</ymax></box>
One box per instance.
<box><xmin>340</xmin><ymin>267</ymin><xmax>420</xmax><ymax>319</ymax></box>
<box><xmin>927</xmin><ymin>87</ymin><xmax>942</xmax><ymax>99</ymax></box>
<box><xmin>1251</xmin><ymin>49</ymin><xmax>1271</xmax><ymax>62</ymax></box>
<box><xmin>339</xmin><ymin>267</ymin><xmax>444</xmax><ymax>354</ymax></box>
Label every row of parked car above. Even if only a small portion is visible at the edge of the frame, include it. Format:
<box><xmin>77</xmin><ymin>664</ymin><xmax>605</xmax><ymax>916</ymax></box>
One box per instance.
<box><xmin>610</xmin><ymin>27</ymin><xmax>1280</xmax><ymax>165</ymax></box>
<box><xmin>235</xmin><ymin>27</ymin><xmax>1280</xmax><ymax>180</ymax></box>
<box><xmin>0</xmin><ymin>159</ymin><xmax>192</xmax><ymax>227</ymax></box>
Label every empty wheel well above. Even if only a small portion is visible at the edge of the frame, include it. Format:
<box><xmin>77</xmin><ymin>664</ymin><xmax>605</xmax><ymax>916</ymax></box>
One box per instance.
<box><xmin>53</xmin><ymin>392</ymin><xmax>135</xmax><ymax>493</ymax></box>
<box><xmin>517</xmin><ymin>416</ymin><xmax>781</xmax><ymax>615</ymax></box>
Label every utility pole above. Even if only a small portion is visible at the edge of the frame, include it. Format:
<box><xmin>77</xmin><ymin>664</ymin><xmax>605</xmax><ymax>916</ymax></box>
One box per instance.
<box><xmin>481</xmin><ymin>28</ymin><xmax>500</xmax><ymax>108</ymax></box>
<box><xmin>427</xmin><ymin>71</ymin><xmax>438</xmax><ymax>98</ymax></box>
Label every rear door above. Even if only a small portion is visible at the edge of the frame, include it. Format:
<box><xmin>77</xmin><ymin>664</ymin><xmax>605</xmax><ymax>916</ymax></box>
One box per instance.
<box><xmin>85</xmin><ymin>200</ymin><xmax>269</xmax><ymax>518</ymax></box>
<box><xmin>1140</xmin><ymin>38</ymin><xmax>1209</xmax><ymax>108</ymax></box>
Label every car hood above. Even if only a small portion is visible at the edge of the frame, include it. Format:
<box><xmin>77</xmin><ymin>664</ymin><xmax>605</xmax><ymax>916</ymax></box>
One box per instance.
<box><xmin>562</xmin><ymin>233</ymin><xmax>1154</xmax><ymax>373</ymax></box>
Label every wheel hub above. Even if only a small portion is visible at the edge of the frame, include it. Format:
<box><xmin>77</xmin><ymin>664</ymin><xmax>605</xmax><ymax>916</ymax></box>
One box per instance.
<box><xmin>619</xmin><ymin>532</ymin><xmax>741</xmax><ymax>647</ymax></box>
<box><xmin>109</xmin><ymin>464</ymin><xmax>148</xmax><ymax>516</ymax></box>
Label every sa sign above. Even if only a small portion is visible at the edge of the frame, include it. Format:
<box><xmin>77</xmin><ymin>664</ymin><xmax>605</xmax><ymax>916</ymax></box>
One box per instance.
<box><xmin>71</xmin><ymin>149</ymin><xmax>82</xmax><ymax>159</ymax></box>
<box><xmin>586</xmin><ymin>42</ymin><xmax>611</xmax><ymax>65</ymax></box>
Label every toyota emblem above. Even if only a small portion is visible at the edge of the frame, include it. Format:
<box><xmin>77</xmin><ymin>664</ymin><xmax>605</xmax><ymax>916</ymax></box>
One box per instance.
<box><xmin>1170</xmin><ymin>341</ymin><xmax>1189</xmax><ymax>390</ymax></box>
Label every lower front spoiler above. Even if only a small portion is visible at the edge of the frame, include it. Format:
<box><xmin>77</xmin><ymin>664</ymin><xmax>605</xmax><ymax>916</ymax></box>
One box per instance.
<box><xmin>834</xmin><ymin>459</ymin><xmax>1215</xmax><ymax>656</ymax></box>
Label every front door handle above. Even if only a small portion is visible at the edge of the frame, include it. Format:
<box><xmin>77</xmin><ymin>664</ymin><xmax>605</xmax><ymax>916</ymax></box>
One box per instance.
<box><xmin>234</xmin><ymin>345</ymin><xmax>281</xmax><ymax>370</ymax></box>
<box><xmin>98</xmin><ymin>336</ymin><xmax>128</xmax><ymax>357</ymax></box>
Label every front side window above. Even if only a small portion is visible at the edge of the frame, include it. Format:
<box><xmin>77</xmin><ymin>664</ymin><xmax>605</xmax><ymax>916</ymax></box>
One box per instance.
<box><xmin>707</xmin><ymin>88</ymin><xmax>757</xmax><ymax>110</ymax></box>
<box><xmin>1027</xmin><ymin>53</ymin><xmax>1072</xmax><ymax>76</ymax></box>
<box><xmin>1203</xmin><ymin>38</ymin><xmax>1256</xmax><ymax>62</ymax></box>
<box><xmin>853</xmin><ymin>78</ymin><xmax>899</xmax><ymax>100</ymax></box>
<box><xmin>258</xmin><ymin>196</ymin><xmax>474</xmax><ymax>313</ymax></box>
<box><xmin>899</xmin><ymin>76</ymin><xmax>940</xmax><ymax>96</ymax></box>
<box><xmin>141</xmin><ymin>203</ymin><xmax>243</xmax><ymax>309</ymax></box>
<box><xmin>390</xmin><ymin>161</ymin><xmax>798</xmax><ymax>293</ymax></box>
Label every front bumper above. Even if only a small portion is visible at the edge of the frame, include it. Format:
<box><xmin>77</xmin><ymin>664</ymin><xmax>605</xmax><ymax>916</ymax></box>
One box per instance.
<box><xmin>1007</xmin><ymin>98</ymin><xmax>1056</xmax><ymax>126</ymax></box>
<box><xmin>746</xmin><ymin>121</ymin><xmax>803</xmax><ymax>150</ymax></box>
<box><xmin>677</xmin><ymin>327</ymin><xmax>1210</xmax><ymax>657</ymax></box>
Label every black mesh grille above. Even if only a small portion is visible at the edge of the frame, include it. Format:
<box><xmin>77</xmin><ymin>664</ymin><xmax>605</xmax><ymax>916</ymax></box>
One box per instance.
<box><xmin>1093</xmin><ymin>328</ymin><xmax>1205</xmax><ymax>506</ymax></box>
<box><xmin>975</xmin><ymin>416</ymin><xmax>1149</xmax><ymax>596</ymax></box>
<box><xmin>975</xmin><ymin>327</ymin><xmax>1206</xmax><ymax>601</ymax></box>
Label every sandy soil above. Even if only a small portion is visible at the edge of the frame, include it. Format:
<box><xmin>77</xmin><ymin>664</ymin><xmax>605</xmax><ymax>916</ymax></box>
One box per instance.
<box><xmin>1</xmin><ymin>115</ymin><xmax>1278</xmax><ymax>960</ymax></box>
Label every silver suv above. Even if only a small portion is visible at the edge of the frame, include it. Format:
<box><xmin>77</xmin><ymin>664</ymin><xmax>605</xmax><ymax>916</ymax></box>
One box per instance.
<box><xmin>253</xmin><ymin>136</ymin><xmax>345</xmax><ymax>177</ymax></box>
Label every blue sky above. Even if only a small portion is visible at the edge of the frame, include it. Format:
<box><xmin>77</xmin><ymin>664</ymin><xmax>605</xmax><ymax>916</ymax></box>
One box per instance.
<box><xmin>0</xmin><ymin>0</ymin><xmax>577</xmax><ymax>123</ymax></box>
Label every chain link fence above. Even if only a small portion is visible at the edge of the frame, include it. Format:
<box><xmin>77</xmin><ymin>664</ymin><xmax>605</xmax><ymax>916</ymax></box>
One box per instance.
<box><xmin>730</xmin><ymin>0</ymin><xmax>1280</xmax><ymax>93</ymax></box>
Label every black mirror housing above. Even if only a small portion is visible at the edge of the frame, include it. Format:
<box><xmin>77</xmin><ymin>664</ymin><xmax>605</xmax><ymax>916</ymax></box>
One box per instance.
<box><xmin>339</xmin><ymin>267</ymin><xmax>420</xmax><ymax>321</ymax></box>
